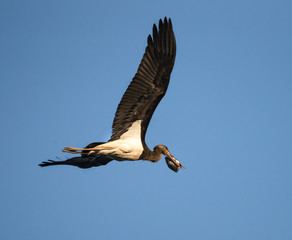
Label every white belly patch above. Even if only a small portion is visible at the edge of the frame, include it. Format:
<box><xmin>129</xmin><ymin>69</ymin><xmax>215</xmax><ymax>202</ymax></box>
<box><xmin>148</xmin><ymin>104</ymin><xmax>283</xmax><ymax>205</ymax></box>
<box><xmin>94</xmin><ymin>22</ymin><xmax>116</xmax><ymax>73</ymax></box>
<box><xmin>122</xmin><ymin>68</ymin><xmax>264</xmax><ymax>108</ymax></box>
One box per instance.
<box><xmin>98</xmin><ymin>120</ymin><xmax>144</xmax><ymax>160</ymax></box>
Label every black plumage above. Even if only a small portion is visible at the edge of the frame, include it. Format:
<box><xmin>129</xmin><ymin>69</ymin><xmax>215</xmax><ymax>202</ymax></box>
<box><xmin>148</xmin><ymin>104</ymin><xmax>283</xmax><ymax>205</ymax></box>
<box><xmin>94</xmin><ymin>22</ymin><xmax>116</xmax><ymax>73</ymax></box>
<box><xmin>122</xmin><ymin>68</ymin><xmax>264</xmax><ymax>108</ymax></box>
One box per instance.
<box><xmin>111</xmin><ymin>17</ymin><xmax>176</xmax><ymax>144</ymax></box>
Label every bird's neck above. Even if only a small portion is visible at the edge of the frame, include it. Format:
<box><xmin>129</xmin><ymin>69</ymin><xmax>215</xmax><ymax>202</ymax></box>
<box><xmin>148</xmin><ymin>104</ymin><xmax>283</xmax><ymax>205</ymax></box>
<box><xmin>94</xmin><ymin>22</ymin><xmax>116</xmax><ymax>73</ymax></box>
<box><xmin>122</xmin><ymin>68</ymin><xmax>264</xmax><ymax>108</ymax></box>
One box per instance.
<box><xmin>150</xmin><ymin>148</ymin><xmax>163</xmax><ymax>162</ymax></box>
<box><xmin>140</xmin><ymin>145</ymin><xmax>163</xmax><ymax>162</ymax></box>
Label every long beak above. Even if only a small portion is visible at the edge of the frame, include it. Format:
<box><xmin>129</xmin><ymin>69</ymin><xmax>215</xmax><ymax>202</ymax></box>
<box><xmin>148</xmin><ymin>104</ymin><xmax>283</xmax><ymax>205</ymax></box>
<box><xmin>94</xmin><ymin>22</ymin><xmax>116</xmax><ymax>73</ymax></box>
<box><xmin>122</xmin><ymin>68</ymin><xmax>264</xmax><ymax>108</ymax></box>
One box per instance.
<box><xmin>165</xmin><ymin>151</ymin><xmax>185</xmax><ymax>172</ymax></box>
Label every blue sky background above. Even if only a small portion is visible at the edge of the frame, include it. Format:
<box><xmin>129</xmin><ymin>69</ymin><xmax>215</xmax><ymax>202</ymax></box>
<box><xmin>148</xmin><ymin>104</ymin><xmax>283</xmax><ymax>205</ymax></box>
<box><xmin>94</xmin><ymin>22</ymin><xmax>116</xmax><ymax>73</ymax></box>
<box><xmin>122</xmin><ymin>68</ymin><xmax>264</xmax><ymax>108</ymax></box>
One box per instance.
<box><xmin>1</xmin><ymin>0</ymin><xmax>291</xmax><ymax>239</ymax></box>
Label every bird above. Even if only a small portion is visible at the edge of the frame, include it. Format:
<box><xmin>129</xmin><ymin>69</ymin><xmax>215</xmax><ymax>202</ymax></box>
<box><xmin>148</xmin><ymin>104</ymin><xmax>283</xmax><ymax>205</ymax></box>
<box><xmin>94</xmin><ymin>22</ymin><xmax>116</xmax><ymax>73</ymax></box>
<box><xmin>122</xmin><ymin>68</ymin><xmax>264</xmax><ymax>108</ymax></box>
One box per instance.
<box><xmin>39</xmin><ymin>17</ymin><xmax>184</xmax><ymax>172</ymax></box>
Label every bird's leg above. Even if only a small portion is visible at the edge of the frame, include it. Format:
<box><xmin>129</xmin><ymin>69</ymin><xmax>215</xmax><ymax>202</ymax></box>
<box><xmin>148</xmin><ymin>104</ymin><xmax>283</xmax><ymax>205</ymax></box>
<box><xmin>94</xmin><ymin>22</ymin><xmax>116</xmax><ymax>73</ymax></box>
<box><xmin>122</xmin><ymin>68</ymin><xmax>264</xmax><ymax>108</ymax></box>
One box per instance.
<box><xmin>62</xmin><ymin>146</ymin><xmax>115</xmax><ymax>154</ymax></box>
<box><xmin>62</xmin><ymin>147</ymin><xmax>85</xmax><ymax>154</ymax></box>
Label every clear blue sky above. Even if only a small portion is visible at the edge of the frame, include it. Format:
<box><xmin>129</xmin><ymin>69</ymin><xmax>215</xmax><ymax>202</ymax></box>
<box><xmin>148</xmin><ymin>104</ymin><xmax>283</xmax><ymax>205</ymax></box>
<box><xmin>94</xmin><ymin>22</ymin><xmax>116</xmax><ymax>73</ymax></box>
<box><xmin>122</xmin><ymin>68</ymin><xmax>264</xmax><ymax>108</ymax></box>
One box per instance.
<box><xmin>1</xmin><ymin>0</ymin><xmax>291</xmax><ymax>239</ymax></box>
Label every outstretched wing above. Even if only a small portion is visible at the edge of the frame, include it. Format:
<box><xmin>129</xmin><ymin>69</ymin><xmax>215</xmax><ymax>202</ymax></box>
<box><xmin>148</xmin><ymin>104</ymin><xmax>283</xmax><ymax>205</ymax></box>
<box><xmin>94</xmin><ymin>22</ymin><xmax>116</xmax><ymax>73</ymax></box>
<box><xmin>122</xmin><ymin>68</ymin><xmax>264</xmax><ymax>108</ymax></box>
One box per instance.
<box><xmin>110</xmin><ymin>17</ymin><xmax>176</xmax><ymax>143</ymax></box>
<box><xmin>39</xmin><ymin>155</ymin><xmax>113</xmax><ymax>169</ymax></box>
<box><xmin>39</xmin><ymin>142</ymin><xmax>113</xmax><ymax>169</ymax></box>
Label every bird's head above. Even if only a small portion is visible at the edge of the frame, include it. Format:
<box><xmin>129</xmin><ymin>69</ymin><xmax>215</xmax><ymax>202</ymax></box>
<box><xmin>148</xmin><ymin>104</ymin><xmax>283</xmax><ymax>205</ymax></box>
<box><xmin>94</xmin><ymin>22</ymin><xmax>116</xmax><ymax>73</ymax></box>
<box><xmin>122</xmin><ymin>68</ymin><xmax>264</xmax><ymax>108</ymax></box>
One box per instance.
<box><xmin>154</xmin><ymin>145</ymin><xmax>185</xmax><ymax>172</ymax></box>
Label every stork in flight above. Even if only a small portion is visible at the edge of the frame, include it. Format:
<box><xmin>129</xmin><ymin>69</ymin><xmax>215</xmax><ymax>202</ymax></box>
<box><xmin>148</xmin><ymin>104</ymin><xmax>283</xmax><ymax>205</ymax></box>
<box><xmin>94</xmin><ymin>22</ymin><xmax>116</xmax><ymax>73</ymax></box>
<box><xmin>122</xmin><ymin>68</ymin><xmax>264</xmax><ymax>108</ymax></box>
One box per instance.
<box><xmin>39</xmin><ymin>17</ymin><xmax>184</xmax><ymax>172</ymax></box>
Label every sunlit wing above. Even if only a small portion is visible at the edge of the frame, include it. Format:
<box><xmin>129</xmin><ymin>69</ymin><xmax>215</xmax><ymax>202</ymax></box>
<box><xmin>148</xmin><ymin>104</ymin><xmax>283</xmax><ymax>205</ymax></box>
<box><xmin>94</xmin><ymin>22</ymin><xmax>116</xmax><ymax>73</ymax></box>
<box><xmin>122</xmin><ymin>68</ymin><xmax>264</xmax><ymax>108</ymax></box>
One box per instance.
<box><xmin>110</xmin><ymin>17</ymin><xmax>176</xmax><ymax>143</ymax></box>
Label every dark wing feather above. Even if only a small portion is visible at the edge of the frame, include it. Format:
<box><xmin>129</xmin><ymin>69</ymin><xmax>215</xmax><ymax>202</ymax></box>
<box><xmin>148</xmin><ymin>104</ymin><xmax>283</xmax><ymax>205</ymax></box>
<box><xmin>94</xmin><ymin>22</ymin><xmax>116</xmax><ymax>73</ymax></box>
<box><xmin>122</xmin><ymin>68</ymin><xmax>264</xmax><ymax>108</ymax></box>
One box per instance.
<box><xmin>110</xmin><ymin>17</ymin><xmax>176</xmax><ymax>142</ymax></box>
<box><xmin>39</xmin><ymin>156</ymin><xmax>112</xmax><ymax>169</ymax></box>
<box><xmin>39</xmin><ymin>142</ymin><xmax>113</xmax><ymax>169</ymax></box>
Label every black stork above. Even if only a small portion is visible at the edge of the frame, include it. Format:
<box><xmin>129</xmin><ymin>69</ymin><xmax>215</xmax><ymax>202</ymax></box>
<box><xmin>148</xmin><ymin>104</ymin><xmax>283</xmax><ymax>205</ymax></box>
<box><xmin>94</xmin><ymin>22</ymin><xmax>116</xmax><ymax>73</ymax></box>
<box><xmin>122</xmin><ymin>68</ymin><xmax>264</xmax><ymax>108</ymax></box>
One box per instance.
<box><xmin>39</xmin><ymin>17</ymin><xmax>184</xmax><ymax>172</ymax></box>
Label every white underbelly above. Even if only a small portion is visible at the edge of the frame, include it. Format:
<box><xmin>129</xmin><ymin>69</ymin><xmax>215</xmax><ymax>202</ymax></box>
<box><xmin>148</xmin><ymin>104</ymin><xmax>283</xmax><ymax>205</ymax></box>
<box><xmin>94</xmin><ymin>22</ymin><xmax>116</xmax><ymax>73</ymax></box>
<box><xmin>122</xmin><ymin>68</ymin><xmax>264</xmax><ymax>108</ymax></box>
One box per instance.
<box><xmin>98</xmin><ymin>120</ymin><xmax>144</xmax><ymax>161</ymax></box>
<box><xmin>98</xmin><ymin>138</ymin><xmax>143</xmax><ymax>160</ymax></box>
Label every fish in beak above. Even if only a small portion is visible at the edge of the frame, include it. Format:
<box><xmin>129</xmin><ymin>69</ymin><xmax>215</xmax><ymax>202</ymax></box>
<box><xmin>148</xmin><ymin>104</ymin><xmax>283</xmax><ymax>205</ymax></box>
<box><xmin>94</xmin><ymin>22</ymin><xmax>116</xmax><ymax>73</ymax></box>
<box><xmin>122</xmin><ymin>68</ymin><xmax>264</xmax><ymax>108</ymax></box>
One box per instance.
<box><xmin>165</xmin><ymin>151</ymin><xmax>185</xmax><ymax>172</ymax></box>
